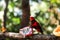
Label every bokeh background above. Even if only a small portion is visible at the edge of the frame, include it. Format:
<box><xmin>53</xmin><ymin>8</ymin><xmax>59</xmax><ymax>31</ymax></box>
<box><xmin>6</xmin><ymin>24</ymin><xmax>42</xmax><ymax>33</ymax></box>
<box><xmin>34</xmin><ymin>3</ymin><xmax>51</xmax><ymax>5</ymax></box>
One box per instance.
<box><xmin>0</xmin><ymin>0</ymin><xmax>60</xmax><ymax>35</ymax></box>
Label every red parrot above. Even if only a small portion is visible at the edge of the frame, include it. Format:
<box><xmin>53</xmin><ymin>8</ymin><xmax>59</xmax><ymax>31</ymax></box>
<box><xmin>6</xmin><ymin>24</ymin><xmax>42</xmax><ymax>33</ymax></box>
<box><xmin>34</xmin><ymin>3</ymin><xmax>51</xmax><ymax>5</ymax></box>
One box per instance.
<box><xmin>19</xmin><ymin>16</ymin><xmax>43</xmax><ymax>37</ymax></box>
<box><xmin>30</xmin><ymin>16</ymin><xmax>43</xmax><ymax>34</ymax></box>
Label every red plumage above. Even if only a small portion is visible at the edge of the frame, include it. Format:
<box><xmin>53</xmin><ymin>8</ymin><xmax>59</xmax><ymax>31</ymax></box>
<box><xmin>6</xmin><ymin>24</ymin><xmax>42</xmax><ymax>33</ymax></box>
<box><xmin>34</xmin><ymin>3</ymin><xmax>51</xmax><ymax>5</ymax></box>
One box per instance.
<box><xmin>19</xmin><ymin>16</ymin><xmax>43</xmax><ymax>37</ymax></box>
<box><xmin>30</xmin><ymin>17</ymin><xmax>43</xmax><ymax>34</ymax></box>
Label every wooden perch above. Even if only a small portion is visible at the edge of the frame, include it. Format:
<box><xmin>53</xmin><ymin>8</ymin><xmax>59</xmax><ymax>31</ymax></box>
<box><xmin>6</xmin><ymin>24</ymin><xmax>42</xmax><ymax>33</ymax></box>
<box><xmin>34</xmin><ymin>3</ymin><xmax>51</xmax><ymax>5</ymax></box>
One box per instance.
<box><xmin>0</xmin><ymin>32</ymin><xmax>24</xmax><ymax>39</ymax></box>
<box><xmin>0</xmin><ymin>32</ymin><xmax>60</xmax><ymax>40</ymax></box>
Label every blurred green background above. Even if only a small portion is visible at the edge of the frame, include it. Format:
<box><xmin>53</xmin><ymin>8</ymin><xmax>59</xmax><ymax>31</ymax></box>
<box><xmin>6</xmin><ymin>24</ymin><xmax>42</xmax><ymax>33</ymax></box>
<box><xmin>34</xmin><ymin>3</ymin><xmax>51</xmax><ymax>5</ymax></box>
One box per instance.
<box><xmin>0</xmin><ymin>0</ymin><xmax>60</xmax><ymax>35</ymax></box>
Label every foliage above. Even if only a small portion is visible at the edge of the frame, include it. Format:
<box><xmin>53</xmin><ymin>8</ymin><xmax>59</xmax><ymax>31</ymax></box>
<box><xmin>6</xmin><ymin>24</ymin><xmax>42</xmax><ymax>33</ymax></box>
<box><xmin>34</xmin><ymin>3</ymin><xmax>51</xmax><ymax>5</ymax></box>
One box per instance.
<box><xmin>0</xmin><ymin>0</ymin><xmax>60</xmax><ymax>34</ymax></box>
<box><xmin>0</xmin><ymin>0</ymin><xmax>22</xmax><ymax>32</ymax></box>
<box><xmin>30</xmin><ymin>0</ymin><xmax>60</xmax><ymax>34</ymax></box>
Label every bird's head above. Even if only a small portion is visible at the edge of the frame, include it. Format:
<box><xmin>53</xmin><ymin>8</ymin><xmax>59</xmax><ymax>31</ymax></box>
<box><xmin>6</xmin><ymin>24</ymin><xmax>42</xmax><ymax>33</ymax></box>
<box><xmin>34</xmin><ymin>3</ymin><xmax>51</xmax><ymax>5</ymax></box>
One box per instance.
<box><xmin>30</xmin><ymin>16</ymin><xmax>35</xmax><ymax>21</ymax></box>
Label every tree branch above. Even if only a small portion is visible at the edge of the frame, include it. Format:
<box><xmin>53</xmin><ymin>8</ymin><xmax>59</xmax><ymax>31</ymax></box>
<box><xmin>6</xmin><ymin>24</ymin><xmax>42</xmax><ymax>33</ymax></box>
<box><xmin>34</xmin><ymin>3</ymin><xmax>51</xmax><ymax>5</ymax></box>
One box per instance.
<box><xmin>0</xmin><ymin>32</ymin><xmax>60</xmax><ymax>40</ymax></box>
<box><xmin>0</xmin><ymin>32</ymin><xmax>24</xmax><ymax>39</ymax></box>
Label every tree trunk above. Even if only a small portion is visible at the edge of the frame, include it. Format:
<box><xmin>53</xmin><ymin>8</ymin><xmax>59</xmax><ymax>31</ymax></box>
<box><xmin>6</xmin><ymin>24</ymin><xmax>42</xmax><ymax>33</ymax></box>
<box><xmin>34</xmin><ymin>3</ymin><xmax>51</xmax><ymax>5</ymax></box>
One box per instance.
<box><xmin>3</xmin><ymin>0</ymin><xmax>9</xmax><ymax>28</ymax></box>
<box><xmin>21</xmin><ymin>0</ymin><xmax>30</xmax><ymax>28</ymax></box>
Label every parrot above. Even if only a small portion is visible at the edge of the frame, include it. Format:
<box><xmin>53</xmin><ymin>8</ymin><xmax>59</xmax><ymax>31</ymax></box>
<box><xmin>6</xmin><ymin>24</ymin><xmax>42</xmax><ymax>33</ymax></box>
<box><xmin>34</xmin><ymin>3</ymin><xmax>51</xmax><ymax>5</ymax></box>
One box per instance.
<box><xmin>19</xmin><ymin>16</ymin><xmax>43</xmax><ymax>37</ymax></box>
<box><xmin>30</xmin><ymin>16</ymin><xmax>43</xmax><ymax>34</ymax></box>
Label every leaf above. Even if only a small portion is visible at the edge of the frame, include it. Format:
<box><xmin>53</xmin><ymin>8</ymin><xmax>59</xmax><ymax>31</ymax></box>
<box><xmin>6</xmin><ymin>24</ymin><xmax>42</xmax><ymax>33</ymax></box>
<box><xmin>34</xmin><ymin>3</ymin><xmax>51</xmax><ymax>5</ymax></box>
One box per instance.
<box><xmin>12</xmin><ymin>18</ymin><xmax>20</xmax><ymax>24</ymax></box>
<box><xmin>50</xmin><ymin>0</ymin><xmax>56</xmax><ymax>3</ymax></box>
<box><xmin>8</xmin><ymin>2</ymin><xmax>15</xmax><ymax>12</ymax></box>
<box><xmin>56</xmin><ymin>0</ymin><xmax>60</xmax><ymax>4</ymax></box>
